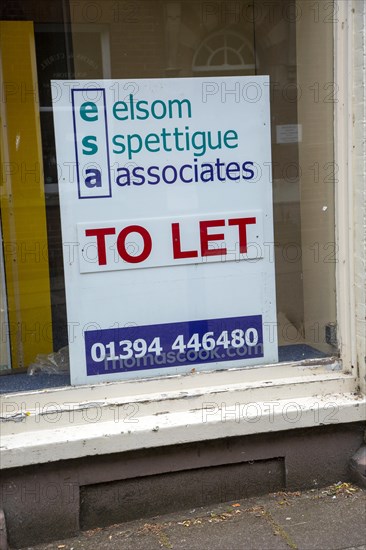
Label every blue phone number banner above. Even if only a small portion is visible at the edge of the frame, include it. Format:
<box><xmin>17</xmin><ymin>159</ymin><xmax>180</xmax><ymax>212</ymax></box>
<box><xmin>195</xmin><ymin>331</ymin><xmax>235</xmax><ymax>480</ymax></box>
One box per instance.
<box><xmin>85</xmin><ymin>315</ymin><xmax>264</xmax><ymax>376</ymax></box>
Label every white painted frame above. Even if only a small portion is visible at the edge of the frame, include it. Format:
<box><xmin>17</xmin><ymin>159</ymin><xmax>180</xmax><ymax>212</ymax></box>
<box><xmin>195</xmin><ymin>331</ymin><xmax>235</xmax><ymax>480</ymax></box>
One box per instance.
<box><xmin>0</xmin><ymin>222</ymin><xmax>11</xmax><ymax>372</ymax></box>
<box><xmin>1</xmin><ymin>1</ymin><xmax>365</xmax><ymax>469</ymax></box>
<box><xmin>334</xmin><ymin>0</ymin><xmax>356</xmax><ymax>373</ymax></box>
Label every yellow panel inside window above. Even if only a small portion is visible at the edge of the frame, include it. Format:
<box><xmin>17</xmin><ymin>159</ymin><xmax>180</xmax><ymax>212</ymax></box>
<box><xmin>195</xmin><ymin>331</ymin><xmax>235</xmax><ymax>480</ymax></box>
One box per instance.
<box><xmin>0</xmin><ymin>21</ymin><xmax>53</xmax><ymax>369</ymax></box>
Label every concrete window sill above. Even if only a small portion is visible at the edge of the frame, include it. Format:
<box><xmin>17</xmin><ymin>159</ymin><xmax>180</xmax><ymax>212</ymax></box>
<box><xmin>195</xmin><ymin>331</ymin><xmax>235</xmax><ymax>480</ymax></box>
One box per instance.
<box><xmin>1</xmin><ymin>360</ymin><xmax>365</xmax><ymax>469</ymax></box>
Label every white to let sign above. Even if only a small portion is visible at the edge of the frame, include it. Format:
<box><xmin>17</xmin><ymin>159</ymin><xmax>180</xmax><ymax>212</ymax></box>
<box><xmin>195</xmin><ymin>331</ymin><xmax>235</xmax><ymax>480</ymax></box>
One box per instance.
<box><xmin>52</xmin><ymin>76</ymin><xmax>278</xmax><ymax>385</ymax></box>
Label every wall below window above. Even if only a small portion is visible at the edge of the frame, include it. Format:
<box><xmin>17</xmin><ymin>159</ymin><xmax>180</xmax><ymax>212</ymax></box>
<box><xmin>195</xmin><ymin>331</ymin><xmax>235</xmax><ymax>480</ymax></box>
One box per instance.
<box><xmin>0</xmin><ymin>422</ymin><xmax>364</xmax><ymax>548</ymax></box>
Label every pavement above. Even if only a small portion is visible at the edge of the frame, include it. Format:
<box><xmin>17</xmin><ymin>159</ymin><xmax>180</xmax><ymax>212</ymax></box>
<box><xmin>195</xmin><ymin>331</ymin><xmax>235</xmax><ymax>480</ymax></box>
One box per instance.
<box><xmin>18</xmin><ymin>482</ymin><xmax>366</xmax><ymax>550</ymax></box>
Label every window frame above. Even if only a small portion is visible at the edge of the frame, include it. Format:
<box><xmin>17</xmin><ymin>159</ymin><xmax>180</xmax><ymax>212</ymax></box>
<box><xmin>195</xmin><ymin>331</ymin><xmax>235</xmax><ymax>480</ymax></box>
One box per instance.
<box><xmin>334</xmin><ymin>0</ymin><xmax>356</xmax><ymax>374</ymax></box>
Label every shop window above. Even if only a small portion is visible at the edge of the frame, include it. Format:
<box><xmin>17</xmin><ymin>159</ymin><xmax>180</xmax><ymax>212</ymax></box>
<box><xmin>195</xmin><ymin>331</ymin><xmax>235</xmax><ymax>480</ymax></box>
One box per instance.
<box><xmin>0</xmin><ymin>0</ymin><xmax>337</xmax><ymax>388</ymax></box>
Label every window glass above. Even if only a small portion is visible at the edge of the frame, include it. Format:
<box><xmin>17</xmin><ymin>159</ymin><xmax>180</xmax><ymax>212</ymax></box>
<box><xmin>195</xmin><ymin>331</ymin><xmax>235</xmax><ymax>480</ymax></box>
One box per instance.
<box><xmin>0</xmin><ymin>0</ymin><xmax>336</xmax><ymax>384</ymax></box>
